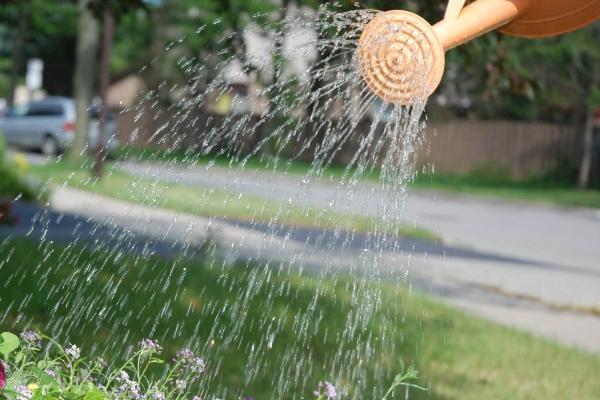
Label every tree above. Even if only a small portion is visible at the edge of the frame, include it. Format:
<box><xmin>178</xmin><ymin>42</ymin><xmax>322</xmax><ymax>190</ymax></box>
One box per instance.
<box><xmin>92</xmin><ymin>6</ymin><xmax>114</xmax><ymax>179</ymax></box>
<box><xmin>70</xmin><ymin>0</ymin><xmax>100</xmax><ymax>162</ymax></box>
<box><xmin>6</xmin><ymin>1</ymin><xmax>28</xmax><ymax>108</ymax></box>
<box><xmin>70</xmin><ymin>0</ymin><xmax>146</xmax><ymax>165</ymax></box>
<box><xmin>90</xmin><ymin>0</ymin><xmax>147</xmax><ymax>177</ymax></box>
<box><xmin>489</xmin><ymin>26</ymin><xmax>600</xmax><ymax>188</ymax></box>
<box><xmin>0</xmin><ymin>0</ymin><xmax>78</xmax><ymax>103</ymax></box>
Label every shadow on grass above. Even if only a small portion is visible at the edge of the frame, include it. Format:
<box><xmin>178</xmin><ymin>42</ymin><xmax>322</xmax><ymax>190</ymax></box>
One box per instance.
<box><xmin>1</xmin><ymin>238</ymin><xmax>599</xmax><ymax>399</ymax></box>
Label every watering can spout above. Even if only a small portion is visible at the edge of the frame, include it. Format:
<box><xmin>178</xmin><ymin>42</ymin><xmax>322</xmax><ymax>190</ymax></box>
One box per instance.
<box><xmin>358</xmin><ymin>0</ymin><xmax>600</xmax><ymax>105</ymax></box>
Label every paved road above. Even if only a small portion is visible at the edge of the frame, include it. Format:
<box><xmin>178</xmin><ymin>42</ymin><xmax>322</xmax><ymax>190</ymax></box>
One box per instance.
<box><xmin>14</xmin><ymin>152</ymin><xmax>600</xmax><ymax>352</ymax></box>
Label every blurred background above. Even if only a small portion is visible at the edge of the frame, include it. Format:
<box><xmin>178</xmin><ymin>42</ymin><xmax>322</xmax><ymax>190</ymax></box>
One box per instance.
<box><xmin>1</xmin><ymin>1</ymin><xmax>600</xmax><ymax>399</ymax></box>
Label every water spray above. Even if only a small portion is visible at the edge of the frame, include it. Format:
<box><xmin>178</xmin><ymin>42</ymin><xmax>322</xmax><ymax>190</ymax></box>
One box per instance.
<box><xmin>358</xmin><ymin>0</ymin><xmax>600</xmax><ymax>104</ymax></box>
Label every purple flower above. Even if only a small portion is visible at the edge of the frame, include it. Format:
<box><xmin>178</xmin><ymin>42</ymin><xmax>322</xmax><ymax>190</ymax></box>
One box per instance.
<box><xmin>45</xmin><ymin>369</ymin><xmax>57</xmax><ymax>379</ymax></box>
<box><xmin>175</xmin><ymin>379</ymin><xmax>187</xmax><ymax>391</ymax></box>
<box><xmin>115</xmin><ymin>373</ymin><xmax>141</xmax><ymax>399</ymax></box>
<box><xmin>324</xmin><ymin>382</ymin><xmax>337</xmax><ymax>399</ymax></box>
<box><xmin>176</xmin><ymin>348</ymin><xmax>206</xmax><ymax>375</ymax></box>
<box><xmin>65</xmin><ymin>344</ymin><xmax>81</xmax><ymax>360</ymax></box>
<box><xmin>139</xmin><ymin>339</ymin><xmax>162</xmax><ymax>354</ymax></box>
<box><xmin>14</xmin><ymin>385</ymin><xmax>32</xmax><ymax>399</ymax></box>
<box><xmin>150</xmin><ymin>390</ymin><xmax>166</xmax><ymax>400</ymax></box>
<box><xmin>0</xmin><ymin>360</ymin><xmax>6</xmax><ymax>389</ymax></box>
<box><xmin>20</xmin><ymin>331</ymin><xmax>41</xmax><ymax>344</ymax></box>
<box><xmin>116</xmin><ymin>371</ymin><xmax>130</xmax><ymax>382</ymax></box>
<box><xmin>314</xmin><ymin>381</ymin><xmax>337</xmax><ymax>399</ymax></box>
<box><xmin>176</xmin><ymin>348</ymin><xmax>194</xmax><ymax>359</ymax></box>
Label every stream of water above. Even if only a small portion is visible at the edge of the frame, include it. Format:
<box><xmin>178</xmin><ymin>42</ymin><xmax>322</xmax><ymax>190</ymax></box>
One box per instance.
<box><xmin>1</xmin><ymin>5</ymin><xmax>431</xmax><ymax>399</ymax></box>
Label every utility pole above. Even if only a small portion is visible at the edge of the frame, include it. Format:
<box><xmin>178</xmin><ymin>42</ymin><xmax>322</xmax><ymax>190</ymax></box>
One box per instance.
<box><xmin>93</xmin><ymin>5</ymin><xmax>114</xmax><ymax>179</ymax></box>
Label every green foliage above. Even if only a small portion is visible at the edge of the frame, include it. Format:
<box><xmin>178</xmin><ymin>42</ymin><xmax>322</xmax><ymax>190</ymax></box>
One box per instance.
<box><xmin>454</xmin><ymin>24</ymin><xmax>600</xmax><ymax>121</ymax></box>
<box><xmin>0</xmin><ymin>328</ymin><xmax>422</xmax><ymax>400</ymax></box>
<box><xmin>0</xmin><ymin>331</ymin><xmax>203</xmax><ymax>400</ymax></box>
<box><xmin>0</xmin><ymin>133</ymin><xmax>38</xmax><ymax>202</ymax></box>
<box><xmin>379</xmin><ymin>359</ymin><xmax>427</xmax><ymax>400</ymax></box>
<box><xmin>0</xmin><ymin>332</ymin><xmax>20</xmax><ymax>358</ymax></box>
<box><xmin>109</xmin><ymin>0</ymin><xmax>280</xmax><ymax>93</ymax></box>
<box><xmin>0</xmin><ymin>132</ymin><xmax>5</xmax><ymax>160</ymax></box>
<box><xmin>0</xmin><ymin>0</ymin><xmax>78</xmax><ymax>96</ymax></box>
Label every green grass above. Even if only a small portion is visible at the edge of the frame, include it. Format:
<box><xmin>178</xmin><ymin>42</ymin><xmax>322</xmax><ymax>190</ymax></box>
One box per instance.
<box><xmin>412</xmin><ymin>173</ymin><xmax>600</xmax><ymax>208</ymax></box>
<box><xmin>116</xmin><ymin>145</ymin><xmax>600</xmax><ymax>208</ymax></box>
<box><xmin>27</xmin><ymin>160</ymin><xmax>440</xmax><ymax>242</ymax></box>
<box><xmin>1</xmin><ymin>237</ymin><xmax>599</xmax><ymax>399</ymax></box>
<box><xmin>112</xmin><ymin>145</ymin><xmax>377</xmax><ymax>181</ymax></box>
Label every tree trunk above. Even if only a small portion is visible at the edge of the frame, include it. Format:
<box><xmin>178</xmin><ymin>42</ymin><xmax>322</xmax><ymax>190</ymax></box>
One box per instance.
<box><xmin>70</xmin><ymin>0</ymin><xmax>100</xmax><ymax>162</ymax></box>
<box><xmin>578</xmin><ymin>106</ymin><xmax>596</xmax><ymax>190</ymax></box>
<box><xmin>7</xmin><ymin>3</ymin><xmax>28</xmax><ymax>108</ymax></box>
<box><xmin>93</xmin><ymin>7</ymin><xmax>114</xmax><ymax>179</ymax></box>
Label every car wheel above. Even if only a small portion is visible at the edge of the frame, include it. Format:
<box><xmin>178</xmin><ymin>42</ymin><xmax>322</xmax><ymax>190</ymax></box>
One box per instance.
<box><xmin>41</xmin><ymin>136</ymin><xmax>58</xmax><ymax>157</ymax></box>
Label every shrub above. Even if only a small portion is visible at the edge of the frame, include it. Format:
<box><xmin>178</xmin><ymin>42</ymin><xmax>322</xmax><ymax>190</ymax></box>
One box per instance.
<box><xmin>0</xmin><ymin>133</ymin><xmax>38</xmax><ymax>202</ymax></box>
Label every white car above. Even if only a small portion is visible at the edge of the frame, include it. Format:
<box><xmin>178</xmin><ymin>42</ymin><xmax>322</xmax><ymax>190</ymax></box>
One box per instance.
<box><xmin>0</xmin><ymin>96</ymin><xmax>119</xmax><ymax>156</ymax></box>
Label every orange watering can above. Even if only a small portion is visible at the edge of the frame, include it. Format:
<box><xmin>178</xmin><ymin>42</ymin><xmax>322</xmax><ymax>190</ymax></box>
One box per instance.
<box><xmin>358</xmin><ymin>0</ymin><xmax>600</xmax><ymax>104</ymax></box>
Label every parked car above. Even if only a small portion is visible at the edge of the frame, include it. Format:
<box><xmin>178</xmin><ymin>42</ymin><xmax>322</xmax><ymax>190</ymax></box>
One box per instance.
<box><xmin>0</xmin><ymin>96</ymin><xmax>119</xmax><ymax>156</ymax></box>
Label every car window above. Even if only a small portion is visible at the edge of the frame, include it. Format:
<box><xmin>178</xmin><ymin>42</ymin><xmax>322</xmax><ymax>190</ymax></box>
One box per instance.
<box><xmin>26</xmin><ymin>103</ymin><xmax>64</xmax><ymax>117</ymax></box>
<box><xmin>3</xmin><ymin>107</ymin><xmax>27</xmax><ymax>117</ymax></box>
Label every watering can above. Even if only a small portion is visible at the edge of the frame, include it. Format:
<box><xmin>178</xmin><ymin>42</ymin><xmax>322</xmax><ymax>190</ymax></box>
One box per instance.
<box><xmin>358</xmin><ymin>0</ymin><xmax>600</xmax><ymax>105</ymax></box>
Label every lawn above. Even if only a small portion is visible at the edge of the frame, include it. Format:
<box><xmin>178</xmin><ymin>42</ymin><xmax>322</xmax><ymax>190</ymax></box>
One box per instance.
<box><xmin>412</xmin><ymin>173</ymin><xmax>600</xmax><ymax>209</ymax></box>
<box><xmin>111</xmin><ymin>145</ymin><xmax>368</xmax><ymax>181</ymax></box>
<box><xmin>27</xmin><ymin>159</ymin><xmax>440</xmax><ymax>242</ymax></box>
<box><xmin>116</xmin><ymin>145</ymin><xmax>600</xmax><ymax>209</ymax></box>
<box><xmin>1</xmin><ymin>237</ymin><xmax>599</xmax><ymax>399</ymax></box>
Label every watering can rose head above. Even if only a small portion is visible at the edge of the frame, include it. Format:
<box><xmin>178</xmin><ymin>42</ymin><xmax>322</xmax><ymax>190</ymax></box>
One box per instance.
<box><xmin>357</xmin><ymin>10</ymin><xmax>445</xmax><ymax>106</ymax></box>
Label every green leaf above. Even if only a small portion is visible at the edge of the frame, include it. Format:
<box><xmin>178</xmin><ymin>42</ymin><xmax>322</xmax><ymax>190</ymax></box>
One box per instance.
<box><xmin>0</xmin><ymin>333</ymin><xmax>20</xmax><ymax>357</ymax></box>
<box><xmin>83</xmin><ymin>389</ymin><xmax>107</xmax><ymax>400</ymax></box>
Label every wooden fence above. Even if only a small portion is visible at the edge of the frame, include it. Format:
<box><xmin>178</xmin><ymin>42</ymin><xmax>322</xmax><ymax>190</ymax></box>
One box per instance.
<box><xmin>417</xmin><ymin>120</ymin><xmax>582</xmax><ymax>179</ymax></box>
<box><xmin>117</xmin><ymin>108</ymin><xmax>583</xmax><ymax>180</ymax></box>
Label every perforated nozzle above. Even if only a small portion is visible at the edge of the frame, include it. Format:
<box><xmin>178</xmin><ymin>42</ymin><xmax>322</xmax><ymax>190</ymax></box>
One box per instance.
<box><xmin>357</xmin><ymin>10</ymin><xmax>445</xmax><ymax>105</ymax></box>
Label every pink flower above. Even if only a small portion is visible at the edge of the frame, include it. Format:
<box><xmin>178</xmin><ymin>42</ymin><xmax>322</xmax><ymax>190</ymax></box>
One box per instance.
<box><xmin>0</xmin><ymin>359</ymin><xmax>6</xmax><ymax>389</ymax></box>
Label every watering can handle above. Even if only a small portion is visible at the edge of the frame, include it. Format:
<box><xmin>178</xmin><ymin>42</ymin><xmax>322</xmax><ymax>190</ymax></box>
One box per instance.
<box><xmin>434</xmin><ymin>0</ymin><xmax>530</xmax><ymax>50</ymax></box>
<box><xmin>445</xmin><ymin>0</ymin><xmax>467</xmax><ymax>19</ymax></box>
